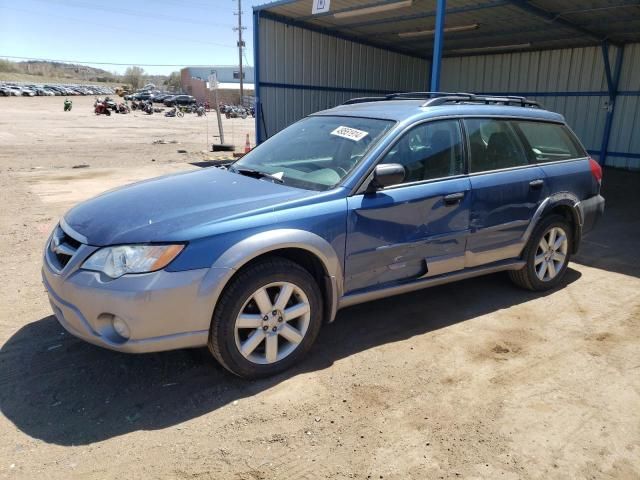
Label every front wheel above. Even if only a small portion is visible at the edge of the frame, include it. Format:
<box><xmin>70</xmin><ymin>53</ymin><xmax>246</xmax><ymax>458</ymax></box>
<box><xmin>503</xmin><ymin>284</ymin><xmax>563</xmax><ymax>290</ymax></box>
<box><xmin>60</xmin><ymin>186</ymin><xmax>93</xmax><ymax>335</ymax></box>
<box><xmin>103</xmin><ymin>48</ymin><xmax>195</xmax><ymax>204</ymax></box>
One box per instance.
<box><xmin>208</xmin><ymin>257</ymin><xmax>323</xmax><ymax>378</ymax></box>
<box><xmin>509</xmin><ymin>214</ymin><xmax>572</xmax><ymax>291</ymax></box>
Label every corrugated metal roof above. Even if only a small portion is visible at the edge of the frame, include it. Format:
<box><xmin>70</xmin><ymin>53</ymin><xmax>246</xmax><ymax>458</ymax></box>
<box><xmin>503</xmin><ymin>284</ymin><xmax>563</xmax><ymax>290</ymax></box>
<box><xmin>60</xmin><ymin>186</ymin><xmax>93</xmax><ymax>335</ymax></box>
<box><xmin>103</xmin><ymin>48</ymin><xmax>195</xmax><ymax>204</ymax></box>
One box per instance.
<box><xmin>255</xmin><ymin>0</ymin><xmax>640</xmax><ymax>58</ymax></box>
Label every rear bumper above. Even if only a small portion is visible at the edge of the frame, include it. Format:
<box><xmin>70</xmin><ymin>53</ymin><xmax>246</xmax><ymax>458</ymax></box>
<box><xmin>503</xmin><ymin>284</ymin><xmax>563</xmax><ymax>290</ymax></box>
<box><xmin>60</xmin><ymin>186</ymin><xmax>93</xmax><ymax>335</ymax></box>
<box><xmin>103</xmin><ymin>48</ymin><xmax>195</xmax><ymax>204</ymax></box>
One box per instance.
<box><xmin>581</xmin><ymin>194</ymin><xmax>605</xmax><ymax>235</ymax></box>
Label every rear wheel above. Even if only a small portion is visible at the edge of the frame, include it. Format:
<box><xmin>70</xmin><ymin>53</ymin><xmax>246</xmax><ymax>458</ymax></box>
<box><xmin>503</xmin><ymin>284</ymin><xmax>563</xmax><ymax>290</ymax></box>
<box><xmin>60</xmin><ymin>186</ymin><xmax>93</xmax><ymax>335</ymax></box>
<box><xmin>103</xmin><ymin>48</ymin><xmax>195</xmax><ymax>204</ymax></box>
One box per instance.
<box><xmin>208</xmin><ymin>257</ymin><xmax>323</xmax><ymax>378</ymax></box>
<box><xmin>509</xmin><ymin>214</ymin><xmax>572</xmax><ymax>291</ymax></box>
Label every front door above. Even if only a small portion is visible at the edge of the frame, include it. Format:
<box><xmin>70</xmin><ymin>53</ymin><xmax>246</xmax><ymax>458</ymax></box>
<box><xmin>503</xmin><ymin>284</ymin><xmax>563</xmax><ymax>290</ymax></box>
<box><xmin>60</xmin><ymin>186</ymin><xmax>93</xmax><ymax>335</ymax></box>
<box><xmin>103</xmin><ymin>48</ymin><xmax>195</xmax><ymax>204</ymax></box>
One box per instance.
<box><xmin>344</xmin><ymin>119</ymin><xmax>472</xmax><ymax>293</ymax></box>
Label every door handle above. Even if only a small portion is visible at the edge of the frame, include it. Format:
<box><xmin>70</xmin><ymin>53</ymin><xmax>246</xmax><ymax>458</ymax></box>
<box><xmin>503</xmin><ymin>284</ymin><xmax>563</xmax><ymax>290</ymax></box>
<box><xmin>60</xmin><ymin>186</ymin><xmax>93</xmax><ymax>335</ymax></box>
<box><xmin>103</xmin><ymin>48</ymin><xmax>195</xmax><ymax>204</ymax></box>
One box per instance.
<box><xmin>443</xmin><ymin>192</ymin><xmax>465</xmax><ymax>205</ymax></box>
<box><xmin>529</xmin><ymin>179</ymin><xmax>544</xmax><ymax>190</ymax></box>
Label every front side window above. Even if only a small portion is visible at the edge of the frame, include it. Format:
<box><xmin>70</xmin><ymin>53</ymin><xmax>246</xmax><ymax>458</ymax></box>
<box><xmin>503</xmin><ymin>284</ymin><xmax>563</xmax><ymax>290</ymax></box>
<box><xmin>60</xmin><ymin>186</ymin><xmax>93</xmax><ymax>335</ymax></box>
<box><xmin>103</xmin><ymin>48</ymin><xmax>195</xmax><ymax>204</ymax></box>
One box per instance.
<box><xmin>232</xmin><ymin>116</ymin><xmax>395</xmax><ymax>191</ymax></box>
<box><xmin>513</xmin><ymin>121</ymin><xmax>585</xmax><ymax>162</ymax></box>
<box><xmin>465</xmin><ymin>118</ymin><xmax>528</xmax><ymax>173</ymax></box>
<box><xmin>381</xmin><ymin>119</ymin><xmax>464</xmax><ymax>183</ymax></box>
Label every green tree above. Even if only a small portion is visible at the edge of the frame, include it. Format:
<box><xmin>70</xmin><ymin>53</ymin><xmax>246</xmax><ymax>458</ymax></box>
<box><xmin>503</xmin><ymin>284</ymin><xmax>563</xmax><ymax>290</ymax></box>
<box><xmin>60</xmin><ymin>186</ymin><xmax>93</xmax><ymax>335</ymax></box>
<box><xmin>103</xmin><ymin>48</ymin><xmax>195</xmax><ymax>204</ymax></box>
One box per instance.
<box><xmin>124</xmin><ymin>66</ymin><xmax>145</xmax><ymax>90</ymax></box>
<box><xmin>165</xmin><ymin>71</ymin><xmax>181</xmax><ymax>91</ymax></box>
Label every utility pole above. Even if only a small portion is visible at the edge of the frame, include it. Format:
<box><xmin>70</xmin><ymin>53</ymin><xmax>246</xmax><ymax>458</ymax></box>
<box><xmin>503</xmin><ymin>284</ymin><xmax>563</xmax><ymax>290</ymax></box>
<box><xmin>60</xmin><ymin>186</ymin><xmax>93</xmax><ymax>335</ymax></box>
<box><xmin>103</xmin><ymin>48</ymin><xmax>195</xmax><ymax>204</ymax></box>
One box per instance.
<box><xmin>233</xmin><ymin>0</ymin><xmax>246</xmax><ymax>105</ymax></box>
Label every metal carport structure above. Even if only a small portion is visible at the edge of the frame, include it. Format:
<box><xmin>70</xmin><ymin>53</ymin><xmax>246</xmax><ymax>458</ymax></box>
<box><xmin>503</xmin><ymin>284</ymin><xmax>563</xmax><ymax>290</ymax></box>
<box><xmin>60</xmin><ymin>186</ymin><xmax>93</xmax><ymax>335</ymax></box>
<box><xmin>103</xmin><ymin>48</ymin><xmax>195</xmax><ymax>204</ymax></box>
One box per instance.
<box><xmin>252</xmin><ymin>0</ymin><xmax>640</xmax><ymax>170</ymax></box>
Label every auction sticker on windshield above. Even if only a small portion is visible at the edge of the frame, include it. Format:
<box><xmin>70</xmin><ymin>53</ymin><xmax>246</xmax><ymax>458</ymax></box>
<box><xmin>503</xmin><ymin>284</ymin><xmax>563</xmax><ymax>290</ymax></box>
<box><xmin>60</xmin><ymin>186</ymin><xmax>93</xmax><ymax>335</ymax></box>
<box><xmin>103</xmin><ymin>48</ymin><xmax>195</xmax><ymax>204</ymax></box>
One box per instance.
<box><xmin>331</xmin><ymin>126</ymin><xmax>369</xmax><ymax>142</ymax></box>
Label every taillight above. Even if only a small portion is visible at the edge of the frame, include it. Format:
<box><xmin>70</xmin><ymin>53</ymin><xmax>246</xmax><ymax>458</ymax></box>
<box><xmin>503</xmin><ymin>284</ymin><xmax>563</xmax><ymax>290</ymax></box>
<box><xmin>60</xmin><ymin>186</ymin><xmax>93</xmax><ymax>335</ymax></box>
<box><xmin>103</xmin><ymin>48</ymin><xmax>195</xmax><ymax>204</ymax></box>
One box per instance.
<box><xmin>589</xmin><ymin>157</ymin><xmax>603</xmax><ymax>184</ymax></box>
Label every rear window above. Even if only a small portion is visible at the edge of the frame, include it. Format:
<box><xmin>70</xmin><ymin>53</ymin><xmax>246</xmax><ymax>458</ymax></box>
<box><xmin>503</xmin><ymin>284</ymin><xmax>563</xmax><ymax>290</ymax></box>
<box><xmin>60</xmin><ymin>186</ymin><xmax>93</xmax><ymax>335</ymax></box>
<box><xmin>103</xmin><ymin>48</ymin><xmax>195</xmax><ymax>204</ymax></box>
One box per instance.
<box><xmin>513</xmin><ymin>121</ymin><xmax>585</xmax><ymax>162</ymax></box>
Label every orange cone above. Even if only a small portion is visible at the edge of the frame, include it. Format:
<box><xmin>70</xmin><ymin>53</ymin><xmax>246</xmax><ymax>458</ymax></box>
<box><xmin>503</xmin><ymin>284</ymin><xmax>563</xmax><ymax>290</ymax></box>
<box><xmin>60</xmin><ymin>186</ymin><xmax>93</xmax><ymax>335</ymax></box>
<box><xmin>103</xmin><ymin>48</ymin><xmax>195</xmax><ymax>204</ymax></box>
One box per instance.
<box><xmin>244</xmin><ymin>133</ymin><xmax>251</xmax><ymax>154</ymax></box>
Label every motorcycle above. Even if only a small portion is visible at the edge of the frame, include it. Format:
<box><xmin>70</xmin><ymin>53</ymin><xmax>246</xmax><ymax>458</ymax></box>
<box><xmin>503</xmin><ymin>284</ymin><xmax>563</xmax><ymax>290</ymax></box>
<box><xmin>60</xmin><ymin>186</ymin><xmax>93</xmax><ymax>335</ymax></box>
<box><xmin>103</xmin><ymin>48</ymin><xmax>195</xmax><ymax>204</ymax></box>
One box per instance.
<box><xmin>165</xmin><ymin>107</ymin><xmax>184</xmax><ymax>118</ymax></box>
<box><xmin>94</xmin><ymin>100</ymin><xmax>111</xmax><ymax>116</ymax></box>
<box><xmin>103</xmin><ymin>96</ymin><xmax>118</xmax><ymax>111</ymax></box>
<box><xmin>63</xmin><ymin>99</ymin><xmax>72</xmax><ymax>112</ymax></box>
<box><xmin>196</xmin><ymin>105</ymin><xmax>206</xmax><ymax>117</ymax></box>
<box><xmin>225</xmin><ymin>106</ymin><xmax>248</xmax><ymax>119</ymax></box>
<box><xmin>116</xmin><ymin>102</ymin><xmax>130</xmax><ymax>114</ymax></box>
<box><xmin>144</xmin><ymin>101</ymin><xmax>153</xmax><ymax>115</ymax></box>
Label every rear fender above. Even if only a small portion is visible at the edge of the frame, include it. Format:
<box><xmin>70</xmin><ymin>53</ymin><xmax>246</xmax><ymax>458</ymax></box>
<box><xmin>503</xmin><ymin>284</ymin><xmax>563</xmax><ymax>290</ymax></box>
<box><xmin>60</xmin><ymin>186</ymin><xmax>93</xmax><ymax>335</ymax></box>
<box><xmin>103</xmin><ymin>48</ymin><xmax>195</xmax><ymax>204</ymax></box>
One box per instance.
<box><xmin>523</xmin><ymin>193</ymin><xmax>582</xmax><ymax>254</ymax></box>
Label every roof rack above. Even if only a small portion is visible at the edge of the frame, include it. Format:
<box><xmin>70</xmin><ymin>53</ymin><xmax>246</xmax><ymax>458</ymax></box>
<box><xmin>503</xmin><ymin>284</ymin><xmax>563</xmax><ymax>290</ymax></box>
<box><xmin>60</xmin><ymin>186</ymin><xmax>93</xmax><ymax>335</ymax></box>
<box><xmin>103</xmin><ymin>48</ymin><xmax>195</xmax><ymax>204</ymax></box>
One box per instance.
<box><xmin>342</xmin><ymin>91</ymin><xmax>541</xmax><ymax>108</ymax></box>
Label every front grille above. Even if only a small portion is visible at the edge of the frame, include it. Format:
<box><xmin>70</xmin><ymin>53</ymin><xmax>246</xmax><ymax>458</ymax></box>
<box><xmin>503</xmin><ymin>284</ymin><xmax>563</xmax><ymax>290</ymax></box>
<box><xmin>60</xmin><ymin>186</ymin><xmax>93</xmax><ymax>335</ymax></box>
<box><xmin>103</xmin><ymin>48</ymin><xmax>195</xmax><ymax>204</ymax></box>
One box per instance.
<box><xmin>48</xmin><ymin>225</ymin><xmax>83</xmax><ymax>271</ymax></box>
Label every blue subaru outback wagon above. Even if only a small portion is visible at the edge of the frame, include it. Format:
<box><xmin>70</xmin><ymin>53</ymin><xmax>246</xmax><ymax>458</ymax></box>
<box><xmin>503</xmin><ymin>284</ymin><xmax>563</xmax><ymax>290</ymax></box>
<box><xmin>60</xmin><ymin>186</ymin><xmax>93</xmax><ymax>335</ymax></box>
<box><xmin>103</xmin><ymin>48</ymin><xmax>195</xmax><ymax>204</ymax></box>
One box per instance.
<box><xmin>43</xmin><ymin>93</ymin><xmax>604</xmax><ymax>378</ymax></box>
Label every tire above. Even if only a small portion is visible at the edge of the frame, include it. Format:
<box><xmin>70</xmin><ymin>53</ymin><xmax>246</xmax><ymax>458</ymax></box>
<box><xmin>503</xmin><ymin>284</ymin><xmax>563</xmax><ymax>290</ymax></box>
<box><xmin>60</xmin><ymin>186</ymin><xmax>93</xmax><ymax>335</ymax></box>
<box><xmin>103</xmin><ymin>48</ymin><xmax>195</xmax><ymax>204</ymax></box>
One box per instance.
<box><xmin>509</xmin><ymin>214</ymin><xmax>573</xmax><ymax>291</ymax></box>
<box><xmin>208</xmin><ymin>257</ymin><xmax>323</xmax><ymax>379</ymax></box>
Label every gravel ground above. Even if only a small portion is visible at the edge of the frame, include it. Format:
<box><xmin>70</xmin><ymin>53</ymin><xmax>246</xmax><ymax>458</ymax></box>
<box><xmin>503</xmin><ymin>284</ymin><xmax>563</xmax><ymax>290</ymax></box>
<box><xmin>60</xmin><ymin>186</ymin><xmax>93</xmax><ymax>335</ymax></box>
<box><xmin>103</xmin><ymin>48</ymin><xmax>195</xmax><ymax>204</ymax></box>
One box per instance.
<box><xmin>0</xmin><ymin>96</ymin><xmax>638</xmax><ymax>480</ymax></box>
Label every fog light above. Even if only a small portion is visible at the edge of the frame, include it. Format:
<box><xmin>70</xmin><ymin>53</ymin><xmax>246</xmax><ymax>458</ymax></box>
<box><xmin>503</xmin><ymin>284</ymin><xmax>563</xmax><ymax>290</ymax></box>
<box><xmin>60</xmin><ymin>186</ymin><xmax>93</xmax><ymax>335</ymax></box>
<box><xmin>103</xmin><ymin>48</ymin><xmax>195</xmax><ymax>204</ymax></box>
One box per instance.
<box><xmin>112</xmin><ymin>316</ymin><xmax>130</xmax><ymax>340</ymax></box>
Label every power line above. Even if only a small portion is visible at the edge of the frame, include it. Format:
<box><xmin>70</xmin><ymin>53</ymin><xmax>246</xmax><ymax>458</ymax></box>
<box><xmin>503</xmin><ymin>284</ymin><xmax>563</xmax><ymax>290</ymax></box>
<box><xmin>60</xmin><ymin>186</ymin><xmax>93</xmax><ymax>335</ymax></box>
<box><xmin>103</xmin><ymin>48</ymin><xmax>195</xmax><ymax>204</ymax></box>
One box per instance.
<box><xmin>0</xmin><ymin>55</ymin><xmax>252</xmax><ymax>68</ymax></box>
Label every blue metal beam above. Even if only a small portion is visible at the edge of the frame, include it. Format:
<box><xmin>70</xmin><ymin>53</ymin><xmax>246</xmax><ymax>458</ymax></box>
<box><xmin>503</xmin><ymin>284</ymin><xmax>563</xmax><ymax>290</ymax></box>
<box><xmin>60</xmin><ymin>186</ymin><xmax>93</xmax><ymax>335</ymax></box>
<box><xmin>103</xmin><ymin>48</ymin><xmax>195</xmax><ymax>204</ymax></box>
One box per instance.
<box><xmin>258</xmin><ymin>81</ymin><xmax>401</xmax><ymax>95</ymax></box>
<box><xmin>430</xmin><ymin>0</ymin><xmax>446</xmax><ymax>91</ymax></box>
<box><xmin>253</xmin><ymin>0</ymin><xmax>298</xmax><ymax>12</ymax></box>
<box><xmin>599</xmin><ymin>42</ymin><xmax>625</xmax><ymax>165</ymax></box>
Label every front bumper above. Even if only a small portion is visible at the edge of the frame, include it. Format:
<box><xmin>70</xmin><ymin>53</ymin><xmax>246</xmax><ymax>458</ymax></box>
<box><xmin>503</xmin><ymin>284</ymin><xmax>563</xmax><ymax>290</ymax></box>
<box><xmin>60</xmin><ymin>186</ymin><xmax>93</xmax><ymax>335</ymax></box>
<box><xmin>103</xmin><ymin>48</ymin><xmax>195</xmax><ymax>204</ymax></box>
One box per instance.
<box><xmin>42</xmin><ymin>238</ymin><xmax>228</xmax><ymax>353</ymax></box>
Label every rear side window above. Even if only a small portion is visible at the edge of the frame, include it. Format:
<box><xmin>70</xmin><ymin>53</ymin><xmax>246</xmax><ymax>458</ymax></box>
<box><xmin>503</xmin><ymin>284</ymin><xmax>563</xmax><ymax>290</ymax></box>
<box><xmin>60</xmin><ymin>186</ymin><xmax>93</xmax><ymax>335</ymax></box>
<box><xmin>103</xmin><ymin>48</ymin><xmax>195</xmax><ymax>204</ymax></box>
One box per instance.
<box><xmin>513</xmin><ymin>121</ymin><xmax>585</xmax><ymax>162</ymax></box>
<box><xmin>464</xmin><ymin>119</ymin><xmax>528</xmax><ymax>173</ymax></box>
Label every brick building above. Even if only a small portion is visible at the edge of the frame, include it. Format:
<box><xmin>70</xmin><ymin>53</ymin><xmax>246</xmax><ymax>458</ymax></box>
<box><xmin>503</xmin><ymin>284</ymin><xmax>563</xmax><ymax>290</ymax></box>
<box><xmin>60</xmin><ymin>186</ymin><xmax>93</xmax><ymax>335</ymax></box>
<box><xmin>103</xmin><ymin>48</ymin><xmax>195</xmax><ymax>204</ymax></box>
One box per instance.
<box><xmin>180</xmin><ymin>66</ymin><xmax>255</xmax><ymax>105</ymax></box>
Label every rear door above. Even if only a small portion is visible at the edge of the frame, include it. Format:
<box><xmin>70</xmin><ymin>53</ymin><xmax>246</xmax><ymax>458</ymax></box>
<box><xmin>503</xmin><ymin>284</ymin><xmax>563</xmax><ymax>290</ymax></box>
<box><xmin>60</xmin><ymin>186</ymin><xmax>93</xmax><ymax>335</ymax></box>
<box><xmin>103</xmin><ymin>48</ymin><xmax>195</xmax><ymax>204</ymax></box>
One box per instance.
<box><xmin>464</xmin><ymin>118</ymin><xmax>547</xmax><ymax>267</ymax></box>
<box><xmin>345</xmin><ymin>119</ymin><xmax>472</xmax><ymax>293</ymax></box>
<box><xmin>512</xmin><ymin>120</ymin><xmax>593</xmax><ymax>201</ymax></box>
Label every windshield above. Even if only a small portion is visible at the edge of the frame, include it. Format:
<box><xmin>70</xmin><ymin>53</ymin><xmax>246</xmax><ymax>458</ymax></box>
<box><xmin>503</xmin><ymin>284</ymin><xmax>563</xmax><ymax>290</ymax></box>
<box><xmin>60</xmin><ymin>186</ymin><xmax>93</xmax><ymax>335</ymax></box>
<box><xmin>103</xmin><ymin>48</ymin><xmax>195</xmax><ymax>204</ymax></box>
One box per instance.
<box><xmin>232</xmin><ymin>116</ymin><xmax>395</xmax><ymax>191</ymax></box>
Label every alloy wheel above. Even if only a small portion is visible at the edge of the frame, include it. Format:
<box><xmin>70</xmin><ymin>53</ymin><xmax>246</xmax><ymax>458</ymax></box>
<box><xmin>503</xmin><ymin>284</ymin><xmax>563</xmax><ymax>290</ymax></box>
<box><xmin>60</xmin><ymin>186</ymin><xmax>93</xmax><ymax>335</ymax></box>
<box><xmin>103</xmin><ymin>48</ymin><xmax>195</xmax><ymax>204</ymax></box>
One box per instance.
<box><xmin>534</xmin><ymin>226</ymin><xmax>568</xmax><ymax>281</ymax></box>
<box><xmin>234</xmin><ymin>282</ymin><xmax>311</xmax><ymax>364</ymax></box>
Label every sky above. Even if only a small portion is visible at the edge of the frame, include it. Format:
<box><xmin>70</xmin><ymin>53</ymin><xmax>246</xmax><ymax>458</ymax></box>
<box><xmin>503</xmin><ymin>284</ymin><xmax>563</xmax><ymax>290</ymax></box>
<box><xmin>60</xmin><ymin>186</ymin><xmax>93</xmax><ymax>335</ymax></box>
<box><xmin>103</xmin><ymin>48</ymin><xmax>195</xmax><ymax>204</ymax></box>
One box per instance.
<box><xmin>0</xmin><ymin>0</ymin><xmax>269</xmax><ymax>75</ymax></box>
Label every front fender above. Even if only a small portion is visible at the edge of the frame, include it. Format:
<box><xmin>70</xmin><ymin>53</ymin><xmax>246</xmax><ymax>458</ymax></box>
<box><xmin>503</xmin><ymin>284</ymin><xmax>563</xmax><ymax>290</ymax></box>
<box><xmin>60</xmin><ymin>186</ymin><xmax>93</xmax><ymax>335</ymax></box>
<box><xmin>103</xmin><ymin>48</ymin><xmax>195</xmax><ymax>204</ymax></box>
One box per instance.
<box><xmin>199</xmin><ymin>229</ymin><xmax>343</xmax><ymax>324</ymax></box>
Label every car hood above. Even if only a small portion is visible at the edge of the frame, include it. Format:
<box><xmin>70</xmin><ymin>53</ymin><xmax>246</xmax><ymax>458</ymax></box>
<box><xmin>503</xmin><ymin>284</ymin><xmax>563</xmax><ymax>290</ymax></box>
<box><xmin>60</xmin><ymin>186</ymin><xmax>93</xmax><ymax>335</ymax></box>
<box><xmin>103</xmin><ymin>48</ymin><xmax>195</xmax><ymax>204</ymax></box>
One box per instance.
<box><xmin>63</xmin><ymin>167</ymin><xmax>316</xmax><ymax>246</ymax></box>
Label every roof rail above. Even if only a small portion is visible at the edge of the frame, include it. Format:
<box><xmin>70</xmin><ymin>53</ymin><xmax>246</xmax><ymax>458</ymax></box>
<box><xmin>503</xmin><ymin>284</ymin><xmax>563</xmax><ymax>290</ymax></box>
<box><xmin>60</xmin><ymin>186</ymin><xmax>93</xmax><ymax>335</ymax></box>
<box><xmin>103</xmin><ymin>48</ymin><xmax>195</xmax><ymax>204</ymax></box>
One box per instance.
<box><xmin>423</xmin><ymin>94</ymin><xmax>540</xmax><ymax>108</ymax></box>
<box><xmin>342</xmin><ymin>92</ymin><xmax>469</xmax><ymax>105</ymax></box>
<box><xmin>342</xmin><ymin>91</ymin><xmax>541</xmax><ymax>108</ymax></box>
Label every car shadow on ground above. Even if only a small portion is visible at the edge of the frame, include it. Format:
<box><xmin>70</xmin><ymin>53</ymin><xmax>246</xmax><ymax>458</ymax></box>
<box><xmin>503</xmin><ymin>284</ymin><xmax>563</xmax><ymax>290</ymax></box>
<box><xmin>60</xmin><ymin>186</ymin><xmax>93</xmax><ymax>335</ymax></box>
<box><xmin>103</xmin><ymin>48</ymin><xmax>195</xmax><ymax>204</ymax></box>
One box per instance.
<box><xmin>0</xmin><ymin>269</ymin><xmax>580</xmax><ymax>446</ymax></box>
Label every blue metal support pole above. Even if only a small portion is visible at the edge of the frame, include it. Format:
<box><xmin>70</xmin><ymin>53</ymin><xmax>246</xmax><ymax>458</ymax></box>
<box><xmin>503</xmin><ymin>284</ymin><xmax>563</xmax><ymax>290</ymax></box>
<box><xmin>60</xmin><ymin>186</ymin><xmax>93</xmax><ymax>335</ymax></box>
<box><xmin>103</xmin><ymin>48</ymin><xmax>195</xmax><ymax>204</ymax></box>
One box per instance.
<box><xmin>430</xmin><ymin>0</ymin><xmax>446</xmax><ymax>92</ymax></box>
<box><xmin>599</xmin><ymin>41</ymin><xmax>624</xmax><ymax>166</ymax></box>
<box><xmin>253</xmin><ymin>9</ymin><xmax>263</xmax><ymax>144</ymax></box>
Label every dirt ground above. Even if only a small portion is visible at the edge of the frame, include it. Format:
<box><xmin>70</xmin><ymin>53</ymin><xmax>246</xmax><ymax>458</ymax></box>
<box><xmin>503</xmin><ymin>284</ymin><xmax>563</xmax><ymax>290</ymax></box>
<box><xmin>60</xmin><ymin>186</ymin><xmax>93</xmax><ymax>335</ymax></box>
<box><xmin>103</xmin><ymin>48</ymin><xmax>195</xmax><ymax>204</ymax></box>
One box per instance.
<box><xmin>0</xmin><ymin>96</ymin><xmax>638</xmax><ymax>480</ymax></box>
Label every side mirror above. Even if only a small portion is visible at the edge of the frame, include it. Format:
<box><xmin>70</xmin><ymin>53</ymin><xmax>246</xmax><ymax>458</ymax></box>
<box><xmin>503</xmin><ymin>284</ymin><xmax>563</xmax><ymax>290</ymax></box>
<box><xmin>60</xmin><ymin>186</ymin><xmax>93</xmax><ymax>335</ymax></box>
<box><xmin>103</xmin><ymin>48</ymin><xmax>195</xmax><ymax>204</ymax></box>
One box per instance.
<box><xmin>368</xmin><ymin>163</ymin><xmax>405</xmax><ymax>192</ymax></box>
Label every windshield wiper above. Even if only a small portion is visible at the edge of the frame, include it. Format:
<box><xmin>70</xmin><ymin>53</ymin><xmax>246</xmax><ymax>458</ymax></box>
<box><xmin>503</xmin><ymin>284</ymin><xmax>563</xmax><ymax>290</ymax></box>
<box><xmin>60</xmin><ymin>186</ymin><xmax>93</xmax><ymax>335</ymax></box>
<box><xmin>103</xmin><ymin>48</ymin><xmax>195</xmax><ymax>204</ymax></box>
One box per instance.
<box><xmin>232</xmin><ymin>167</ymin><xmax>284</xmax><ymax>184</ymax></box>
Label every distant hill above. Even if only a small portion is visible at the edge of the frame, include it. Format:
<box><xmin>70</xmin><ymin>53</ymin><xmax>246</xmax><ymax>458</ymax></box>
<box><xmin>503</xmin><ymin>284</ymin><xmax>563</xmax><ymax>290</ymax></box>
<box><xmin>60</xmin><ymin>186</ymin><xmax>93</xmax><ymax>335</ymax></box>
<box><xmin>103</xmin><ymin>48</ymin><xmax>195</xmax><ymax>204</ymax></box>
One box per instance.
<box><xmin>0</xmin><ymin>59</ymin><xmax>119</xmax><ymax>83</ymax></box>
<box><xmin>0</xmin><ymin>59</ymin><xmax>170</xmax><ymax>87</ymax></box>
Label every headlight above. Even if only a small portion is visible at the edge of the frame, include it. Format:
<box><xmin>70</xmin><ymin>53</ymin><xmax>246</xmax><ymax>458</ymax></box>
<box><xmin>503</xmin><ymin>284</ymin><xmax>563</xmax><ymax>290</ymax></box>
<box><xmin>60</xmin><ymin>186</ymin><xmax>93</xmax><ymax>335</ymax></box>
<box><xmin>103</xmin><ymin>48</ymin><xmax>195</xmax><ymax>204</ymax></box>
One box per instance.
<box><xmin>82</xmin><ymin>244</ymin><xmax>184</xmax><ymax>279</ymax></box>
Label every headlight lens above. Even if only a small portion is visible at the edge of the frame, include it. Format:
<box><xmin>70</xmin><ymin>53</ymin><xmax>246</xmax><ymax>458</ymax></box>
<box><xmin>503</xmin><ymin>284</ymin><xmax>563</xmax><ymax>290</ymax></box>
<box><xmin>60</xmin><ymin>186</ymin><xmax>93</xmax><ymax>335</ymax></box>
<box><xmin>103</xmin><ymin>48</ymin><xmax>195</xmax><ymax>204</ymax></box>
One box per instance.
<box><xmin>82</xmin><ymin>244</ymin><xmax>184</xmax><ymax>279</ymax></box>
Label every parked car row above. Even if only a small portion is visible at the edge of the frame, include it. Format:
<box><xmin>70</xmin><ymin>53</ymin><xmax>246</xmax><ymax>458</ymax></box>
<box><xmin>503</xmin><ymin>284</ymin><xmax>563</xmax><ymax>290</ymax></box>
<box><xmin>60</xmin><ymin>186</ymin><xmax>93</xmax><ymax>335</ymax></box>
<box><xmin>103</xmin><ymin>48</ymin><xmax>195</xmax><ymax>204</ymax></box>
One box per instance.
<box><xmin>123</xmin><ymin>90</ymin><xmax>195</xmax><ymax>105</ymax></box>
<box><xmin>0</xmin><ymin>82</ymin><xmax>114</xmax><ymax>97</ymax></box>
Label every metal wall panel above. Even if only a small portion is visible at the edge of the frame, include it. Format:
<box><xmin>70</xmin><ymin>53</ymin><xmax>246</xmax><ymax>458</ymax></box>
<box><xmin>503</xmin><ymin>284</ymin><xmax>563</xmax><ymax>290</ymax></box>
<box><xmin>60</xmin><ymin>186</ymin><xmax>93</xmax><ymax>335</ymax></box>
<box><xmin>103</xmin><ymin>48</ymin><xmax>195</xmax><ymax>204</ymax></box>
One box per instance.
<box><xmin>257</xmin><ymin>15</ymin><xmax>429</xmax><ymax>139</ymax></box>
<box><xmin>441</xmin><ymin>44</ymin><xmax>640</xmax><ymax>170</ymax></box>
<box><xmin>608</xmin><ymin>43</ymin><xmax>640</xmax><ymax>170</ymax></box>
<box><xmin>256</xmin><ymin>11</ymin><xmax>638</xmax><ymax>170</ymax></box>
